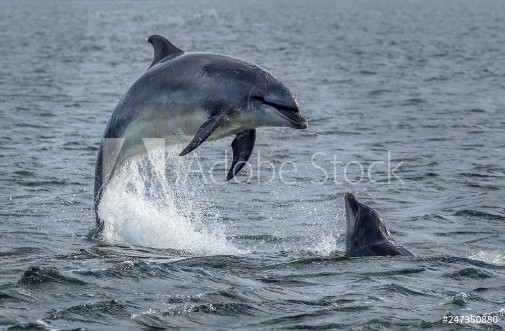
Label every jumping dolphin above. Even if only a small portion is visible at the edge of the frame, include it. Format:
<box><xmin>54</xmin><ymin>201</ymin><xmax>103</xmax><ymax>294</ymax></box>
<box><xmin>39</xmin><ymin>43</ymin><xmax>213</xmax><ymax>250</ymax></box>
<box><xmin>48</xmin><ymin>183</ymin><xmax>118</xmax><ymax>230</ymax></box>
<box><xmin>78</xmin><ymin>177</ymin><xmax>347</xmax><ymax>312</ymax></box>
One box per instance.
<box><xmin>344</xmin><ymin>192</ymin><xmax>414</xmax><ymax>257</ymax></box>
<box><xmin>94</xmin><ymin>35</ymin><xmax>308</xmax><ymax>228</ymax></box>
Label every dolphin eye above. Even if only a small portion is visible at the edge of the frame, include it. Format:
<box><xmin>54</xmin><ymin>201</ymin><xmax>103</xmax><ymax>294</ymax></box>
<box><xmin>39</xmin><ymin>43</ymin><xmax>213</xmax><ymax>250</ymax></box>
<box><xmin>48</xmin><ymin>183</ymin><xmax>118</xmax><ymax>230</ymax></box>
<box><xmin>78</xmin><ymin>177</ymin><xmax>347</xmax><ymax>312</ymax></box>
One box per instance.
<box><xmin>252</xmin><ymin>95</ymin><xmax>298</xmax><ymax>112</ymax></box>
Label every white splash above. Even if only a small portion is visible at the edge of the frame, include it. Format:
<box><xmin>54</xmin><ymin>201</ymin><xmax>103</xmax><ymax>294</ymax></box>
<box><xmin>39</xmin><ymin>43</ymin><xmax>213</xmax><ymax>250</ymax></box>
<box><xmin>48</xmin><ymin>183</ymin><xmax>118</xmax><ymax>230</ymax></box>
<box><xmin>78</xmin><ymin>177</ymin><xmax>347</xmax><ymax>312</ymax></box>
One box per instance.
<box><xmin>468</xmin><ymin>250</ymin><xmax>505</xmax><ymax>266</ymax></box>
<box><xmin>304</xmin><ymin>233</ymin><xmax>340</xmax><ymax>256</ymax></box>
<box><xmin>98</xmin><ymin>146</ymin><xmax>240</xmax><ymax>256</ymax></box>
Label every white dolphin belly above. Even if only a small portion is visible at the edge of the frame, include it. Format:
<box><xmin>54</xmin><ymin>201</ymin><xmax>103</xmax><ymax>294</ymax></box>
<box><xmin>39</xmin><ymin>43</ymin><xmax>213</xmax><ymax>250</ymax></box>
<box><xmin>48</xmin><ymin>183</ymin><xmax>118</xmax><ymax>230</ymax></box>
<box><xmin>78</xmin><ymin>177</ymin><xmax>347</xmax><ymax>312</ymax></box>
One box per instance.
<box><xmin>118</xmin><ymin>105</ymin><xmax>247</xmax><ymax>163</ymax></box>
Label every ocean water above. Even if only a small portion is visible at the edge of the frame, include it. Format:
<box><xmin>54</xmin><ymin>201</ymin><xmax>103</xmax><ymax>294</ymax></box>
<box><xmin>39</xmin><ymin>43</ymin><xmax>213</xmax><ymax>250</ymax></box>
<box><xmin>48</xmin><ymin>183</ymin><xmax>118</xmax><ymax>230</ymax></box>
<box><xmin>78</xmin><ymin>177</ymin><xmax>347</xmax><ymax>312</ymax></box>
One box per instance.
<box><xmin>1</xmin><ymin>0</ymin><xmax>505</xmax><ymax>329</ymax></box>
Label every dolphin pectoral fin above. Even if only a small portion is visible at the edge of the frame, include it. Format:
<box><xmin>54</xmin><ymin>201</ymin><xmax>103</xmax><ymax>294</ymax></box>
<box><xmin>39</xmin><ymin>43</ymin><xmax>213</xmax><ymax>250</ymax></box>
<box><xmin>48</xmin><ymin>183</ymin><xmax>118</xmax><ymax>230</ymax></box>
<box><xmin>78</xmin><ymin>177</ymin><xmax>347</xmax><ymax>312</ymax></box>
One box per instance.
<box><xmin>227</xmin><ymin>129</ymin><xmax>256</xmax><ymax>180</ymax></box>
<box><xmin>179</xmin><ymin>113</ymin><xmax>228</xmax><ymax>156</ymax></box>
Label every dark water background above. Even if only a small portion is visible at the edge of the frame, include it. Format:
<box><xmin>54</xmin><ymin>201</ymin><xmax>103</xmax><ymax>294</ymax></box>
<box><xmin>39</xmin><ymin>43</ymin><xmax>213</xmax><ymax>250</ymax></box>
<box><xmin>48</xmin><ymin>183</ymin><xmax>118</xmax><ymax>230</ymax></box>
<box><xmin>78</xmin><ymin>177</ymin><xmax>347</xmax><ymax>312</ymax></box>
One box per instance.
<box><xmin>1</xmin><ymin>0</ymin><xmax>505</xmax><ymax>329</ymax></box>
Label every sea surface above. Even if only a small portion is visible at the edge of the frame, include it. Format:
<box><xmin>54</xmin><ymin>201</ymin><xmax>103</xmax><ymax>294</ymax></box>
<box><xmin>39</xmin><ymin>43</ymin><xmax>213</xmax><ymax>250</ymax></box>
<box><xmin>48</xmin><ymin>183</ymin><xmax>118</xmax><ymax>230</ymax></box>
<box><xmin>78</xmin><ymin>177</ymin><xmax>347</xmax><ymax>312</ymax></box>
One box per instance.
<box><xmin>1</xmin><ymin>0</ymin><xmax>505</xmax><ymax>329</ymax></box>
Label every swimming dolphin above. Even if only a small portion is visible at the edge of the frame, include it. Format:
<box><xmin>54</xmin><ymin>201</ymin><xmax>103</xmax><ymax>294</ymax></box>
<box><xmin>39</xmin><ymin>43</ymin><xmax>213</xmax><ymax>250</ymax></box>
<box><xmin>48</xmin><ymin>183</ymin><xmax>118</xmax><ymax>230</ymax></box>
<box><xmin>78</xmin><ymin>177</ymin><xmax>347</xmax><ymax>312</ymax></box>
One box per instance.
<box><xmin>344</xmin><ymin>192</ymin><xmax>414</xmax><ymax>257</ymax></box>
<box><xmin>94</xmin><ymin>35</ymin><xmax>308</xmax><ymax>227</ymax></box>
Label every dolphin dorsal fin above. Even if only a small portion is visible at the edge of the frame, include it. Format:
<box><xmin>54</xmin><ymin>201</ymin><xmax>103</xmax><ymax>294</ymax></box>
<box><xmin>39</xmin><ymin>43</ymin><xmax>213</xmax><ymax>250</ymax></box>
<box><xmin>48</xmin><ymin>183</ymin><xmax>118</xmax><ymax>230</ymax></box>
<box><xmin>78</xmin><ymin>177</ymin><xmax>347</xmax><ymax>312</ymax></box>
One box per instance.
<box><xmin>147</xmin><ymin>35</ymin><xmax>183</xmax><ymax>68</ymax></box>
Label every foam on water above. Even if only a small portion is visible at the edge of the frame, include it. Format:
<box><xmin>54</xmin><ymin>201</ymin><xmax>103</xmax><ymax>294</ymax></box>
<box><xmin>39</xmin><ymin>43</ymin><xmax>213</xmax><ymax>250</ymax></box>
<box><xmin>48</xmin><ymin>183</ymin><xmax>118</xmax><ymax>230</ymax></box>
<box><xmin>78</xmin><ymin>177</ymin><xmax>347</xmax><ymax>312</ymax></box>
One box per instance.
<box><xmin>303</xmin><ymin>233</ymin><xmax>340</xmax><ymax>256</ymax></box>
<box><xmin>98</xmin><ymin>146</ymin><xmax>241</xmax><ymax>256</ymax></box>
<box><xmin>469</xmin><ymin>250</ymin><xmax>505</xmax><ymax>266</ymax></box>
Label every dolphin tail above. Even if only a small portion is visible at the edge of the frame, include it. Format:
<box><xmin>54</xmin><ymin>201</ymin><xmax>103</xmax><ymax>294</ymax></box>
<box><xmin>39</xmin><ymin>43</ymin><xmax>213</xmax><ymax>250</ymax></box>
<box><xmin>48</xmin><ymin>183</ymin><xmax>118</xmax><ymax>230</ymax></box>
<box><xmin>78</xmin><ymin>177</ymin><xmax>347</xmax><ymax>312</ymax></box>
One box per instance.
<box><xmin>179</xmin><ymin>113</ymin><xmax>228</xmax><ymax>156</ymax></box>
<box><xmin>227</xmin><ymin>129</ymin><xmax>256</xmax><ymax>180</ymax></box>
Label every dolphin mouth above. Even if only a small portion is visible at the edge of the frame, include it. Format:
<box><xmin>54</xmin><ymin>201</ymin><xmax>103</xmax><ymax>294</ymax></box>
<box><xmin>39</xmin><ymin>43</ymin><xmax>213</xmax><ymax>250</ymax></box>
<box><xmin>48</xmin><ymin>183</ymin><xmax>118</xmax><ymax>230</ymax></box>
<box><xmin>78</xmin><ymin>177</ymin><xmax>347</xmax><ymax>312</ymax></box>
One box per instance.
<box><xmin>345</xmin><ymin>192</ymin><xmax>359</xmax><ymax>211</ymax></box>
<box><xmin>276</xmin><ymin>107</ymin><xmax>308</xmax><ymax>129</ymax></box>
<box><xmin>344</xmin><ymin>192</ymin><xmax>359</xmax><ymax>225</ymax></box>
<box><xmin>253</xmin><ymin>95</ymin><xmax>308</xmax><ymax>129</ymax></box>
<box><xmin>344</xmin><ymin>192</ymin><xmax>358</xmax><ymax>255</ymax></box>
